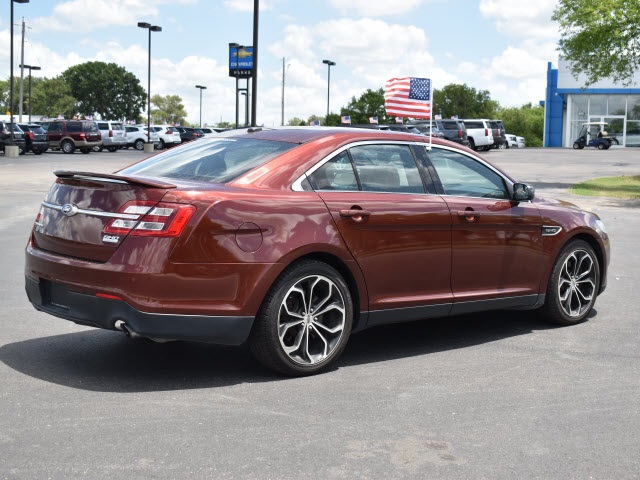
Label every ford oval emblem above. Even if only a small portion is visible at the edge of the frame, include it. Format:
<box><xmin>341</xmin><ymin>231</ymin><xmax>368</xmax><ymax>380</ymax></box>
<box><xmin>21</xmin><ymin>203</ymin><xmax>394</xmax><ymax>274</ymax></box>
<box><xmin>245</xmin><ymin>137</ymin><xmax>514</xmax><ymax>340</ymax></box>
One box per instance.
<box><xmin>61</xmin><ymin>203</ymin><xmax>79</xmax><ymax>217</ymax></box>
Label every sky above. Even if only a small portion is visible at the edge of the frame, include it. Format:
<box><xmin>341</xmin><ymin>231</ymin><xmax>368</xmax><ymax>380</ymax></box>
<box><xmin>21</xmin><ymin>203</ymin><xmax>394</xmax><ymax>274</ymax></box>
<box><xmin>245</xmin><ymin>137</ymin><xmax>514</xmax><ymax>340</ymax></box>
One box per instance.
<box><xmin>0</xmin><ymin>0</ymin><xmax>561</xmax><ymax>126</ymax></box>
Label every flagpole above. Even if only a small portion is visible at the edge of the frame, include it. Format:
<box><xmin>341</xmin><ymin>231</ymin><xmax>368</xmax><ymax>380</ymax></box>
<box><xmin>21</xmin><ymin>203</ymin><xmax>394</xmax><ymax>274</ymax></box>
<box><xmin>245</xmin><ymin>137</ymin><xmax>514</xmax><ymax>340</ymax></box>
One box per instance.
<box><xmin>429</xmin><ymin>80</ymin><xmax>433</xmax><ymax>151</ymax></box>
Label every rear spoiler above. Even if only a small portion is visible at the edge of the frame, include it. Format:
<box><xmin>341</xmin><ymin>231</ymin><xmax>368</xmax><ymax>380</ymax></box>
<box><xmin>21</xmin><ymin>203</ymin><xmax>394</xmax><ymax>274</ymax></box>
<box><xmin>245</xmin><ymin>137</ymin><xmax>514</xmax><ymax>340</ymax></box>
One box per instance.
<box><xmin>54</xmin><ymin>171</ymin><xmax>177</xmax><ymax>189</ymax></box>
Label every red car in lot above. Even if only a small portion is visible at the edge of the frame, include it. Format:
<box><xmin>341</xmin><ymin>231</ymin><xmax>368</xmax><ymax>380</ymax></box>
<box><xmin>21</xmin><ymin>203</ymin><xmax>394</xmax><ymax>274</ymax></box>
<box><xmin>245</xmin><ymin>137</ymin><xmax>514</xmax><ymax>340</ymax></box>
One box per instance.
<box><xmin>24</xmin><ymin>127</ymin><xmax>610</xmax><ymax>375</ymax></box>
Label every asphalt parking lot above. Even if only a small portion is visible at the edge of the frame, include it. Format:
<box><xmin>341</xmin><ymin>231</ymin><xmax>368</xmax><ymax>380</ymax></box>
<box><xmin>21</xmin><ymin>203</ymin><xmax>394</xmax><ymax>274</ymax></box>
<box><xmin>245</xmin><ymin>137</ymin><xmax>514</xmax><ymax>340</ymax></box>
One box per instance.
<box><xmin>1</xmin><ymin>146</ymin><xmax>639</xmax><ymax>479</ymax></box>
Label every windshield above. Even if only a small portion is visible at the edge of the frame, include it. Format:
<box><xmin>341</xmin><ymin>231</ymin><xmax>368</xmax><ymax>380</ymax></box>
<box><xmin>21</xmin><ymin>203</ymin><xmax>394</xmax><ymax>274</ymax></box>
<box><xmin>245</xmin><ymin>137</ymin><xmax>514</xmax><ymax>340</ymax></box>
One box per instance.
<box><xmin>120</xmin><ymin>137</ymin><xmax>297</xmax><ymax>183</ymax></box>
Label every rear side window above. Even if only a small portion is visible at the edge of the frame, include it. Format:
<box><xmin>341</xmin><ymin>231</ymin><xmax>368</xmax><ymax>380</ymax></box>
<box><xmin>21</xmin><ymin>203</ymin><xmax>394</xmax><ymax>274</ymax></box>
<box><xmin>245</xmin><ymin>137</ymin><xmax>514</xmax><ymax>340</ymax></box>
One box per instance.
<box><xmin>464</xmin><ymin>121</ymin><xmax>484</xmax><ymax>129</ymax></box>
<box><xmin>120</xmin><ymin>138</ymin><xmax>296</xmax><ymax>183</ymax></box>
<box><xmin>83</xmin><ymin>122</ymin><xmax>99</xmax><ymax>133</ymax></box>
<box><xmin>439</xmin><ymin>120</ymin><xmax>459</xmax><ymax>130</ymax></box>
<box><xmin>48</xmin><ymin>122</ymin><xmax>62</xmax><ymax>132</ymax></box>
<box><xmin>97</xmin><ymin>123</ymin><xmax>108</xmax><ymax>130</ymax></box>
<box><xmin>112</xmin><ymin>123</ymin><xmax>124</xmax><ymax>131</ymax></box>
<box><xmin>67</xmin><ymin>122</ymin><xmax>82</xmax><ymax>133</ymax></box>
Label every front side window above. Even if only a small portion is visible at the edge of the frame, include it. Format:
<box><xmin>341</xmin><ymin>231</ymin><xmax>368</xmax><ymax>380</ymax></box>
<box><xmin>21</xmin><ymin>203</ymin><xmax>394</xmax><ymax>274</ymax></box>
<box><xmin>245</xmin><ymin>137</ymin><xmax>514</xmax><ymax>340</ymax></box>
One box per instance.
<box><xmin>427</xmin><ymin>147</ymin><xmax>508</xmax><ymax>199</ymax></box>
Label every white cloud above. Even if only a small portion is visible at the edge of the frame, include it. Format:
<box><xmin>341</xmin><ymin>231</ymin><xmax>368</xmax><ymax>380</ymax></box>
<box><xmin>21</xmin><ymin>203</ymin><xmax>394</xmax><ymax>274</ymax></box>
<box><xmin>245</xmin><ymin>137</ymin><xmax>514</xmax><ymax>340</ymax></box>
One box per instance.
<box><xmin>479</xmin><ymin>0</ymin><xmax>559</xmax><ymax>39</ymax></box>
<box><xmin>224</xmin><ymin>0</ymin><xmax>273</xmax><ymax>12</ymax></box>
<box><xmin>329</xmin><ymin>0</ymin><xmax>429</xmax><ymax>17</ymax></box>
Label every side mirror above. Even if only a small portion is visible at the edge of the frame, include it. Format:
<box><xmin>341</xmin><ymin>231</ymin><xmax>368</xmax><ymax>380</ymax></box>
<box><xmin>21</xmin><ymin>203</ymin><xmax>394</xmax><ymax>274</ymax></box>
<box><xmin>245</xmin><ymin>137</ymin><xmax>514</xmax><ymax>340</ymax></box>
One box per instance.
<box><xmin>513</xmin><ymin>182</ymin><xmax>535</xmax><ymax>202</ymax></box>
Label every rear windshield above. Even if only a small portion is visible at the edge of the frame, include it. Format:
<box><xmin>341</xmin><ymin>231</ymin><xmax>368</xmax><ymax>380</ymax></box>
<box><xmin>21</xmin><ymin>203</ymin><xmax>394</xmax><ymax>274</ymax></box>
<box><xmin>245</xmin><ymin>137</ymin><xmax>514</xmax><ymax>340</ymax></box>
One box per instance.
<box><xmin>439</xmin><ymin>120</ymin><xmax>462</xmax><ymax>130</ymax></box>
<box><xmin>120</xmin><ymin>137</ymin><xmax>297</xmax><ymax>183</ymax></box>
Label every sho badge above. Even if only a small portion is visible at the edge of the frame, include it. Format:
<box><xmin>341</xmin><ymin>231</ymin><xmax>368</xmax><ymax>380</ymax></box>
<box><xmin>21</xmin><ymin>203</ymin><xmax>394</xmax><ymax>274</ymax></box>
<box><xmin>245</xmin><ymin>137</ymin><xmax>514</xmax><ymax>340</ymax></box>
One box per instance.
<box><xmin>102</xmin><ymin>235</ymin><xmax>120</xmax><ymax>243</ymax></box>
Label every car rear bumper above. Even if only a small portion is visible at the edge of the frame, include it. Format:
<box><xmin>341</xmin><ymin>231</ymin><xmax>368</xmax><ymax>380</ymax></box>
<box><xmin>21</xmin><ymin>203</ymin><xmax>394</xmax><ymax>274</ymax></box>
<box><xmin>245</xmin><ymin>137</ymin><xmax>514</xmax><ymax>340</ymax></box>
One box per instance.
<box><xmin>25</xmin><ymin>275</ymin><xmax>254</xmax><ymax>345</ymax></box>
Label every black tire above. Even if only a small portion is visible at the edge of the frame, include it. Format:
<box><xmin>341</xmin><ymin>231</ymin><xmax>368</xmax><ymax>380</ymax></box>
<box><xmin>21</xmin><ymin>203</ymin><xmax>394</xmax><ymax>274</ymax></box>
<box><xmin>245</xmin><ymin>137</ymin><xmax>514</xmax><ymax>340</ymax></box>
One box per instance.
<box><xmin>249</xmin><ymin>260</ymin><xmax>353</xmax><ymax>376</ymax></box>
<box><xmin>468</xmin><ymin>137</ymin><xmax>476</xmax><ymax>151</ymax></box>
<box><xmin>158</xmin><ymin>139</ymin><xmax>166</xmax><ymax>150</ymax></box>
<box><xmin>611</xmin><ymin>138</ymin><xmax>619</xmax><ymax>145</ymax></box>
<box><xmin>80</xmin><ymin>148</ymin><xmax>91</xmax><ymax>154</ymax></box>
<box><xmin>597</xmin><ymin>142</ymin><xmax>606</xmax><ymax>150</ymax></box>
<box><xmin>573</xmin><ymin>142</ymin><xmax>583</xmax><ymax>150</ymax></box>
<box><xmin>61</xmin><ymin>140</ymin><xmax>75</xmax><ymax>154</ymax></box>
<box><xmin>505</xmin><ymin>142</ymin><xmax>510</xmax><ymax>149</ymax></box>
<box><xmin>107</xmin><ymin>146</ymin><xmax>118</xmax><ymax>152</ymax></box>
<box><xmin>34</xmin><ymin>150</ymin><xmax>43</xmax><ymax>155</ymax></box>
<box><xmin>539</xmin><ymin>240</ymin><xmax>600</xmax><ymax>325</ymax></box>
<box><xmin>134</xmin><ymin>139</ymin><xmax>145</xmax><ymax>151</ymax></box>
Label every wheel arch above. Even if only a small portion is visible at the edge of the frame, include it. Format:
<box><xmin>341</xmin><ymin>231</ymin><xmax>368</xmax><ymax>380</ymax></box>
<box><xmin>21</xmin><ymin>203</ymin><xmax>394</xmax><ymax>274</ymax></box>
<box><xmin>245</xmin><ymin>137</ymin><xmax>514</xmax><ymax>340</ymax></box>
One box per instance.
<box><xmin>260</xmin><ymin>251</ymin><xmax>368</xmax><ymax>332</ymax></box>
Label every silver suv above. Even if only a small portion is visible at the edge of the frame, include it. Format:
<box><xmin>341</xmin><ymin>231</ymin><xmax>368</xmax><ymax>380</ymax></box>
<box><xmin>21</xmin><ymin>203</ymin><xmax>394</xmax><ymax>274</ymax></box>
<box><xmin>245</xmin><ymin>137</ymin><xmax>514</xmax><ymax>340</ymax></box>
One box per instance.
<box><xmin>96</xmin><ymin>121</ymin><xmax>127</xmax><ymax>152</ymax></box>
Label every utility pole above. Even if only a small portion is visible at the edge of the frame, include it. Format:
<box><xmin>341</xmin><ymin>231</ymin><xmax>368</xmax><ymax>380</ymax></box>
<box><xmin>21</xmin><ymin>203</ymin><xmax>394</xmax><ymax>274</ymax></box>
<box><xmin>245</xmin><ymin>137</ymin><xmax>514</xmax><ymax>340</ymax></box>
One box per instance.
<box><xmin>281</xmin><ymin>57</ymin><xmax>285</xmax><ymax>126</ymax></box>
<box><xmin>19</xmin><ymin>18</ymin><xmax>26</xmax><ymax>121</ymax></box>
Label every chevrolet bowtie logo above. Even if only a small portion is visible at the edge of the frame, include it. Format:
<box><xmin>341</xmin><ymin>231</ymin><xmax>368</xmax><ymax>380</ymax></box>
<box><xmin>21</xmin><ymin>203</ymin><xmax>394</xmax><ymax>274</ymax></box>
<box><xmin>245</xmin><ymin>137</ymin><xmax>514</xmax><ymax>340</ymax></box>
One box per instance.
<box><xmin>61</xmin><ymin>203</ymin><xmax>79</xmax><ymax>217</ymax></box>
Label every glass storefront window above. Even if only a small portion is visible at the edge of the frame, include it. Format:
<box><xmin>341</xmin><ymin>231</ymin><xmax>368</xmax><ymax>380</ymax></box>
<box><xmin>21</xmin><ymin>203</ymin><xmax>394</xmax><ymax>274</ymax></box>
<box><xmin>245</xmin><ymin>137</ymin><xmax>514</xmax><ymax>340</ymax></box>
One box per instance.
<box><xmin>572</xmin><ymin>95</ymin><xmax>589</xmax><ymax>121</ymax></box>
<box><xmin>627</xmin><ymin>96</ymin><xmax>640</xmax><ymax>120</ymax></box>
<box><xmin>626</xmin><ymin>121</ymin><xmax>640</xmax><ymax>147</ymax></box>
<box><xmin>589</xmin><ymin>95</ymin><xmax>607</xmax><ymax>115</ymax></box>
<box><xmin>608</xmin><ymin>96</ymin><xmax>626</xmax><ymax>116</ymax></box>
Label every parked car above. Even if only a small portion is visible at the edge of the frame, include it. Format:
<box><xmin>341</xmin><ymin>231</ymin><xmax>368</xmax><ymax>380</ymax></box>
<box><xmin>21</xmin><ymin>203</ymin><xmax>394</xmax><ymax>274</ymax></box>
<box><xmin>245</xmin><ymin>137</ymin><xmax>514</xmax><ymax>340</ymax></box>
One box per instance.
<box><xmin>124</xmin><ymin>125</ymin><xmax>160</xmax><ymax>150</ymax></box>
<box><xmin>175</xmin><ymin>126</ymin><xmax>201</xmax><ymax>143</ymax></box>
<box><xmin>409</xmin><ymin>119</ymin><xmax>469</xmax><ymax>146</ymax></box>
<box><xmin>199</xmin><ymin>127</ymin><xmax>219</xmax><ymax>137</ymax></box>
<box><xmin>147</xmin><ymin>125</ymin><xmax>182</xmax><ymax>149</ymax></box>
<box><xmin>25</xmin><ymin>127</ymin><xmax>610</xmax><ymax>376</ymax></box>
<box><xmin>17</xmin><ymin>123</ymin><xmax>49</xmax><ymax>154</ymax></box>
<box><xmin>46</xmin><ymin>119</ymin><xmax>102</xmax><ymax>154</ymax></box>
<box><xmin>0</xmin><ymin>122</ymin><xmax>27</xmax><ymax>154</ymax></box>
<box><xmin>95</xmin><ymin>121</ymin><xmax>127</xmax><ymax>152</ymax></box>
<box><xmin>460</xmin><ymin>119</ymin><xmax>494</xmax><ymax>151</ymax></box>
<box><xmin>488</xmin><ymin>120</ymin><xmax>507</xmax><ymax>149</ymax></box>
<box><xmin>505</xmin><ymin>134</ymin><xmax>518</xmax><ymax>148</ymax></box>
<box><xmin>516</xmin><ymin>136</ymin><xmax>526</xmax><ymax>148</ymax></box>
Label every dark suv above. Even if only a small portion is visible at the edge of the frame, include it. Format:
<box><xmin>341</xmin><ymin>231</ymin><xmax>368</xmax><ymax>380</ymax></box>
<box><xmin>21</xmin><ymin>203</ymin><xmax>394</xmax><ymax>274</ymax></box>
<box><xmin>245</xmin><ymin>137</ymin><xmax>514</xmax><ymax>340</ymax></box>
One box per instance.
<box><xmin>488</xmin><ymin>120</ymin><xmax>507</xmax><ymax>149</ymax></box>
<box><xmin>408</xmin><ymin>119</ymin><xmax>468</xmax><ymax>146</ymax></box>
<box><xmin>17</xmin><ymin>123</ymin><xmax>49</xmax><ymax>154</ymax></box>
<box><xmin>0</xmin><ymin>122</ymin><xmax>27</xmax><ymax>154</ymax></box>
<box><xmin>46</xmin><ymin>120</ymin><xmax>102</xmax><ymax>154</ymax></box>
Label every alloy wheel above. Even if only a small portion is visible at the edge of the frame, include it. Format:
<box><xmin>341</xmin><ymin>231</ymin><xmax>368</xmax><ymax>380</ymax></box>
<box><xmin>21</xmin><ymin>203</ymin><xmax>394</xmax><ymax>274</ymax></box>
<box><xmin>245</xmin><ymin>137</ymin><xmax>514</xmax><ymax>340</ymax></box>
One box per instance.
<box><xmin>557</xmin><ymin>249</ymin><xmax>596</xmax><ymax>318</ymax></box>
<box><xmin>277</xmin><ymin>275</ymin><xmax>346</xmax><ymax>366</ymax></box>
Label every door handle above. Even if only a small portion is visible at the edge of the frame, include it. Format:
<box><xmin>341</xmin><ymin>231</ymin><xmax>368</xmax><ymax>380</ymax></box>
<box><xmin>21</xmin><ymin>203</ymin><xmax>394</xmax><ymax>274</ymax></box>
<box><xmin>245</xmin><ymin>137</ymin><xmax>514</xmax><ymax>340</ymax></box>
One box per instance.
<box><xmin>339</xmin><ymin>209</ymin><xmax>371</xmax><ymax>222</ymax></box>
<box><xmin>457</xmin><ymin>210</ymin><xmax>480</xmax><ymax>222</ymax></box>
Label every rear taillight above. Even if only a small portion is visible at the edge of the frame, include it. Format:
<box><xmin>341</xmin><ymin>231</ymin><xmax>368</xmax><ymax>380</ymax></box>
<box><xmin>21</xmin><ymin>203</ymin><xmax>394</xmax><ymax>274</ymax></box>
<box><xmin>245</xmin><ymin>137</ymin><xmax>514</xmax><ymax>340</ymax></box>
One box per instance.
<box><xmin>26</xmin><ymin>132</ymin><xmax>34</xmax><ymax>139</ymax></box>
<box><xmin>457</xmin><ymin>130</ymin><xmax>463</xmax><ymax>139</ymax></box>
<box><xmin>80</xmin><ymin>132</ymin><xmax>86</xmax><ymax>139</ymax></box>
<box><xmin>103</xmin><ymin>201</ymin><xmax>196</xmax><ymax>237</ymax></box>
<box><xmin>165</xmin><ymin>129</ymin><xmax>172</xmax><ymax>135</ymax></box>
<box><xmin>485</xmin><ymin>128</ymin><xmax>488</xmax><ymax>136</ymax></box>
<box><xmin>109</xmin><ymin>130</ymin><xmax>113</xmax><ymax>137</ymax></box>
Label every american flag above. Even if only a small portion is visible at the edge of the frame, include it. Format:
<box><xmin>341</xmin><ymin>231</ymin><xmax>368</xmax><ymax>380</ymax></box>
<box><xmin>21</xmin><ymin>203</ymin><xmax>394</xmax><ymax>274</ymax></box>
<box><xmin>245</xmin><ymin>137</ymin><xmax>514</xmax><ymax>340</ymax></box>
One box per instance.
<box><xmin>369</xmin><ymin>116</ymin><xmax>378</xmax><ymax>124</ymax></box>
<box><xmin>384</xmin><ymin>77</ymin><xmax>431</xmax><ymax>118</ymax></box>
<box><xmin>395</xmin><ymin>117</ymin><xmax>404</xmax><ymax>124</ymax></box>
<box><xmin>309</xmin><ymin>120</ymin><xmax>320</xmax><ymax>126</ymax></box>
<box><xmin>341</xmin><ymin>115</ymin><xmax>351</xmax><ymax>124</ymax></box>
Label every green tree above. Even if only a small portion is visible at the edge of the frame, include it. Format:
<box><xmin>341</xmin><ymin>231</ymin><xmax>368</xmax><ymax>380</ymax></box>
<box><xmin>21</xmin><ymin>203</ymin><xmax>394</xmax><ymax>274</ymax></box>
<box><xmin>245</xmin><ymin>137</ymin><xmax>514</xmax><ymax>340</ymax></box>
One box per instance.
<box><xmin>432</xmin><ymin>84</ymin><xmax>499</xmax><ymax>119</ymax></box>
<box><xmin>29</xmin><ymin>77</ymin><xmax>77</xmax><ymax>120</ymax></box>
<box><xmin>61</xmin><ymin>61</ymin><xmax>146</xmax><ymax>120</ymax></box>
<box><xmin>287</xmin><ymin>117</ymin><xmax>306</xmax><ymax>126</ymax></box>
<box><xmin>553</xmin><ymin>0</ymin><xmax>640</xmax><ymax>86</ymax></box>
<box><xmin>325</xmin><ymin>113</ymin><xmax>342</xmax><ymax>126</ymax></box>
<box><xmin>498</xmin><ymin>103</ymin><xmax>545</xmax><ymax>147</ymax></box>
<box><xmin>150</xmin><ymin>94</ymin><xmax>187</xmax><ymax>125</ymax></box>
<box><xmin>341</xmin><ymin>88</ymin><xmax>386</xmax><ymax>124</ymax></box>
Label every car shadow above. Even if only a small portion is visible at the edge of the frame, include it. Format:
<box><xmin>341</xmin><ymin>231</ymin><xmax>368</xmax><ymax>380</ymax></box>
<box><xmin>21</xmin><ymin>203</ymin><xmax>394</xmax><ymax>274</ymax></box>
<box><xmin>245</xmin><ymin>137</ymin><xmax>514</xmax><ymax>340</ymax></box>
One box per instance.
<box><xmin>0</xmin><ymin>310</ymin><xmax>568</xmax><ymax>392</ymax></box>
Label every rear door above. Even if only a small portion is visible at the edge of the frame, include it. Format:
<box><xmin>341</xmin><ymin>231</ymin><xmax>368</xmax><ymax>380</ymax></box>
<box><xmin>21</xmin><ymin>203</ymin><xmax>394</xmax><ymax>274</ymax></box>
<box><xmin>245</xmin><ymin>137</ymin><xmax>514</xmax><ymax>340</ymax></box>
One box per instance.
<box><xmin>309</xmin><ymin>143</ymin><xmax>453</xmax><ymax>322</ymax></box>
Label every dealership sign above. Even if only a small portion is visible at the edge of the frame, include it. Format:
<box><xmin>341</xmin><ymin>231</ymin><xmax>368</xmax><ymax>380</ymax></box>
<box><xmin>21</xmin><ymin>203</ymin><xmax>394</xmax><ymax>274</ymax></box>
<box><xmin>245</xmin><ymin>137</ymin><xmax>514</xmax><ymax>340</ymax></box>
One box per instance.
<box><xmin>229</xmin><ymin>46</ymin><xmax>254</xmax><ymax>78</ymax></box>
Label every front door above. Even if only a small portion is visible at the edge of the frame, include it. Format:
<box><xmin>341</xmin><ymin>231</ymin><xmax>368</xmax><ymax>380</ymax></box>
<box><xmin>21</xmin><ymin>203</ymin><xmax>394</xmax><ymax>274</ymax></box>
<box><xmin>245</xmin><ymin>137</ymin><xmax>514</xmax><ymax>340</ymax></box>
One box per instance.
<box><xmin>424</xmin><ymin>146</ymin><xmax>544</xmax><ymax>311</ymax></box>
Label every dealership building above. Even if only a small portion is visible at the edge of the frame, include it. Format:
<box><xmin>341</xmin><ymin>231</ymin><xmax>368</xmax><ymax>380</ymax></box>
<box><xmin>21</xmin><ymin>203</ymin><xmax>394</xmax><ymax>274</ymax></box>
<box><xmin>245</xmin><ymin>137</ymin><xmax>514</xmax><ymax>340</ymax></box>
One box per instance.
<box><xmin>544</xmin><ymin>59</ymin><xmax>640</xmax><ymax>147</ymax></box>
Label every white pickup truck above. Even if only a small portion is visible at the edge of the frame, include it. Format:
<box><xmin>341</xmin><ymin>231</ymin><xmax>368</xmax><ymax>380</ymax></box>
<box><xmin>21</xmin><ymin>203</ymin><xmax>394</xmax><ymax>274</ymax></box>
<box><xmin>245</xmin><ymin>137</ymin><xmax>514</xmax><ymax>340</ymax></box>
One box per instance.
<box><xmin>461</xmin><ymin>119</ymin><xmax>494</xmax><ymax>151</ymax></box>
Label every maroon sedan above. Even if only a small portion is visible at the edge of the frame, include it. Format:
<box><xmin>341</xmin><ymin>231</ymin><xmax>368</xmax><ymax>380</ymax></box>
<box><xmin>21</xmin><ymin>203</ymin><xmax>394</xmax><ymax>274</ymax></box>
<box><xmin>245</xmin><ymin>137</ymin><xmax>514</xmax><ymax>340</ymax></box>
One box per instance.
<box><xmin>25</xmin><ymin>128</ymin><xmax>610</xmax><ymax>375</ymax></box>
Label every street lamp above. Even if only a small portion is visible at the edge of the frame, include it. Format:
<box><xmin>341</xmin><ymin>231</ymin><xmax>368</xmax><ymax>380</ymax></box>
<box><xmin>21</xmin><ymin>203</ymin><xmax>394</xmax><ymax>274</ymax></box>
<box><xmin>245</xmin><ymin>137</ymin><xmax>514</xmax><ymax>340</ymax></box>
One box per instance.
<box><xmin>230</xmin><ymin>42</ymin><xmax>244</xmax><ymax>129</ymax></box>
<box><xmin>240</xmin><ymin>91</ymin><xmax>248</xmax><ymax>127</ymax></box>
<box><xmin>138</xmin><ymin>22</ymin><xmax>161</xmax><ymax>152</ymax></box>
<box><xmin>19</xmin><ymin>64</ymin><xmax>41</xmax><ymax>122</ymax></box>
<box><xmin>322</xmin><ymin>59</ymin><xmax>336</xmax><ymax>122</ymax></box>
<box><xmin>9</xmin><ymin>0</ymin><xmax>29</xmax><ymax>156</ymax></box>
<box><xmin>195</xmin><ymin>85</ymin><xmax>206</xmax><ymax>127</ymax></box>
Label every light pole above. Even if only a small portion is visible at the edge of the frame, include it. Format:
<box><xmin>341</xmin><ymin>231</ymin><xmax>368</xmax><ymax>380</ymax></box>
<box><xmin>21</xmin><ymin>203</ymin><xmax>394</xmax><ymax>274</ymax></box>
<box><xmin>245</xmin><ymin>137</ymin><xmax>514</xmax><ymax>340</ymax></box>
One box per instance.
<box><xmin>138</xmin><ymin>22</ymin><xmax>161</xmax><ymax>153</ymax></box>
<box><xmin>19</xmin><ymin>64</ymin><xmax>40</xmax><ymax>122</ymax></box>
<box><xmin>8</xmin><ymin>0</ymin><xmax>29</xmax><ymax>157</ymax></box>
<box><xmin>230</xmin><ymin>42</ymin><xmax>244</xmax><ymax>129</ymax></box>
<box><xmin>195</xmin><ymin>85</ymin><xmax>206</xmax><ymax>127</ymax></box>
<box><xmin>322</xmin><ymin>59</ymin><xmax>335</xmax><ymax>123</ymax></box>
<box><xmin>240</xmin><ymin>91</ymin><xmax>248</xmax><ymax>127</ymax></box>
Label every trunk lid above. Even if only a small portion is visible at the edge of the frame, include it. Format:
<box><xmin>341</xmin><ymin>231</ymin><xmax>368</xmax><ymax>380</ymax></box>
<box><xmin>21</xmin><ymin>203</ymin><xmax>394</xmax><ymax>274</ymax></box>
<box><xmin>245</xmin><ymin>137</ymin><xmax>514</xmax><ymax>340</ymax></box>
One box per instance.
<box><xmin>32</xmin><ymin>171</ymin><xmax>177</xmax><ymax>262</ymax></box>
